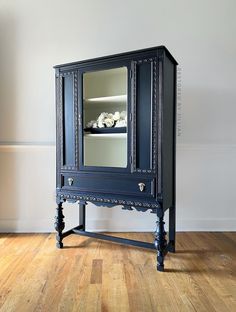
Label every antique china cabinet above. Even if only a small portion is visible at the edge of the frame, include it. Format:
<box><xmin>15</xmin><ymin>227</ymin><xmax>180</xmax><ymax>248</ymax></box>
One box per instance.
<box><xmin>54</xmin><ymin>46</ymin><xmax>177</xmax><ymax>271</ymax></box>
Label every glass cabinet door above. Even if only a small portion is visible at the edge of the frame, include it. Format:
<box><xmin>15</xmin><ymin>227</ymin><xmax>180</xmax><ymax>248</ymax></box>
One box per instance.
<box><xmin>82</xmin><ymin>67</ymin><xmax>128</xmax><ymax>168</ymax></box>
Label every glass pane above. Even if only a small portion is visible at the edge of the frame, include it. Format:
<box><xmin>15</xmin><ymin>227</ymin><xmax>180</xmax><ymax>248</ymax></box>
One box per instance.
<box><xmin>83</xmin><ymin>67</ymin><xmax>127</xmax><ymax>168</ymax></box>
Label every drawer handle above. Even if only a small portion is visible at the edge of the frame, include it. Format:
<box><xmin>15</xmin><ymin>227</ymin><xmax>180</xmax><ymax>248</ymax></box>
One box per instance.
<box><xmin>68</xmin><ymin>178</ymin><xmax>74</xmax><ymax>186</ymax></box>
<box><xmin>138</xmin><ymin>182</ymin><xmax>145</xmax><ymax>192</ymax></box>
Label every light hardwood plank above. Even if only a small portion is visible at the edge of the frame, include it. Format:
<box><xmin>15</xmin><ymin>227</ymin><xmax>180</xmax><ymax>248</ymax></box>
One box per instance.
<box><xmin>0</xmin><ymin>232</ymin><xmax>235</xmax><ymax>312</ymax></box>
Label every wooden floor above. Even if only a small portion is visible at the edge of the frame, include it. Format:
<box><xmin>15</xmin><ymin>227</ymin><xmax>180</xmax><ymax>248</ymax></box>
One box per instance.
<box><xmin>0</xmin><ymin>232</ymin><xmax>235</xmax><ymax>312</ymax></box>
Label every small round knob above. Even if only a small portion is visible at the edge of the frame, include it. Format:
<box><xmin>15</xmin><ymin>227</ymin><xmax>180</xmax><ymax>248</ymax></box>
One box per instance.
<box><xmin>68</xmin><ymin>178</ymin><xmax>74</xmax><ymax>186</ymax></box>
<box><xmin>138</xmin><ymin>182</ymin><xmax>145</xmax><ymax>192</ymax></box>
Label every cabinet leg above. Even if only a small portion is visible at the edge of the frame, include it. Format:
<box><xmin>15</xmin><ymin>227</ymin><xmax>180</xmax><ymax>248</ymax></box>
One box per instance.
<box><xmin>169</xmin><ymin>205</ymin><xmax>176</xmax><ymax>253</ymax></box>
<box><xmin>79</xmin><ymin>203</ymin><xmax>86</xmax><ymax>230</ymax></box>
<box><xmin>154</xmin><ymin>216</ymin><xmax>167</xmax><ymax>272</ymax></box>
<box><xmin>54</xmin><ymin>202</ymin><xmax>65</xmax><ymax>248</ymax></box>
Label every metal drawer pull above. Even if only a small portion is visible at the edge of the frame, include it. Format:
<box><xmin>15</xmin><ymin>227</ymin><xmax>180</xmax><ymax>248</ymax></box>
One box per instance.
<box><xmin>68</xmin><ymin>178</ymin><xmax>74</xmax><ymax>186</ymax></box>
<box><xmin>138</xmin><ymin>182</ymin><xmax>145</xmax><ymax>192</ymax></box>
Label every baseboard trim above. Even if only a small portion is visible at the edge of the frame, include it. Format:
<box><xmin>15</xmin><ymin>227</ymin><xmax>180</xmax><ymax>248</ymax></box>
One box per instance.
<box><xmin>0</xmin><ymin>218</ymin><xmax>235</xmax><ymax>233</ymax></box>
<box><xmin>0</xmin><ymin>219</ymin><xmax>54</xmax><ymax>233</ymax></box>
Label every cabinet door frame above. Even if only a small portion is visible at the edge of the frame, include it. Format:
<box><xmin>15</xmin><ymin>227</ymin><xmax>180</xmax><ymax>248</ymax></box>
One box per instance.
<box><xmin>77</xmin><ymin>59</ymin><xmax>132</xmax><ymax>173</ymax></box>
<box><xmin>56</xmin><ymin>69</ymin><xmax>78</xmax><ymax>172</ymax></box>
<box><xmin>131</xmin><ymin>56</ymin><xmax>158</xmax><ymax>175</ymax></box>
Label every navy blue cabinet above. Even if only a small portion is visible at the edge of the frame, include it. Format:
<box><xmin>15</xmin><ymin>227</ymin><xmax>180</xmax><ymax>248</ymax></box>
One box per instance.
<box><xmin>54</xmin><ymin>46</ymin><xmax>177</xmax><ymax>271</ymax></box>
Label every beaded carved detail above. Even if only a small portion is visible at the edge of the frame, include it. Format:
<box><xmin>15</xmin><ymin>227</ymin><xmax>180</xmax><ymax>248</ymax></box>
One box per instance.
<box><xmin>60</xmin><ymin>71</ymin><xmax>77</xmax><ymax>171</ymax></box>
<box><xmin>132</xmin><ymin>58</ymin><xmax>158</xmax><ymax>174</ymax></box>
<box><xmin>73</xmin><ymin>71</ymin><xmax>78</xmax><ymax>168</ymax></box>
<box><xmin>57</xmin><ymin>192</ymin><xmax>160</xmax><ymax>209</ymax></box>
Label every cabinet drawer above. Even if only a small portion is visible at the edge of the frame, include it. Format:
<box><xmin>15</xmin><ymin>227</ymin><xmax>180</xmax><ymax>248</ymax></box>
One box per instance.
<box><xmin>62</xmin><ymin>174</ymin><xmax>155</xmax><ymax>198</ymax></box>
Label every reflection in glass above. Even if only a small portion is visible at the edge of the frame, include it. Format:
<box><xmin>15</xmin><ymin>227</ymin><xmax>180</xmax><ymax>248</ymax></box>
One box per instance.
<box><xmin>83</xmin><ymin>67</ymin><xmax>127</xmax><ymax>168</ymax></box>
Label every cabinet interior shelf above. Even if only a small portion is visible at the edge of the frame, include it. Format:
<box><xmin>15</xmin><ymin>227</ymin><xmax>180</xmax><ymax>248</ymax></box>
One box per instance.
<box><xmin>84</xmin><ymin>94</ymin><xmax>127</xmax><ymax>104</ymax></box>
<box><xmin>84</xmin><ymin>133</ymin><xmax>127</xmax><ymax>138</ymax></box>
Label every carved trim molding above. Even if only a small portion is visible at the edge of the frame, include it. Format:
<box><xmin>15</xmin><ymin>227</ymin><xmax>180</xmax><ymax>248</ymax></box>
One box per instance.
<box><xmin>59</xmin><ymin>71</ymin><xmax>77</xmax><ymax>171</ymax></box>
<box><xmin>152</xmin><ymin>58</ymin><xmax>158</xmax><ymax>171</ymax></box>
<box><xmin>132</xmin><ymin>57</ymin><xmax>157</xmax><ymax>174</ymax></box>
<box><xmin>122</xmin><ymin>206</ymin><xmax>157</xmax><ymax>213</ymax></box>
<box><xmin>57</xmin><ymin>192</ymin><xmax>160</xmax><ymax>209</ymax></box>
<box><xmin>74</xmin><ymin>71</ymin><xmax>78</xmax><ymax>168</ymax></box>
<box><xmin>132</xmin><ymin>61</ymin><xmax>137</xmax><ymax>171</ymax></box>
<box><xmin>58</xmin><ymin>74</ymin><xmax>63</xmax><ymax>170</ymax></box>
<box><xmin>157</xmin><ymin>57</ymin><xmax>163</xmax><ymax>194</ymax></box>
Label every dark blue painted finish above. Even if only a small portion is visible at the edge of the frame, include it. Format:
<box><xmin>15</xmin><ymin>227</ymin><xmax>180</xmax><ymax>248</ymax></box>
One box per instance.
<box><xmin>55</xmin><ymin>48</ymin><xmax>176</xmax><ymax>206</ymax></box>
<box><xmin>55</xmin><ymin>46</ymin><xmax>177</xmax><ymax>271</ymax></box>
<box><xmin>136</xmin><ymin>61</ymin><xmax>152</xmax><ymax>170</ymax></box>
<box><xmin>61</xmin><ymin>173</ymin><xmax>155</xmax><ymax>198</ymax></box>
<box><xmin>54</xmin><ymin>46</ymin><xmax>178</xmax><ymax>69</ymax></box>
<box><xmin>63</xmin><ymin>74</ymin><xmax>75</xmax><ymax>166</ymax></box>
<box><xmin>161</xmin><ymin>50</ymin><xmax>176</xmax><ymax>211</ymax></box>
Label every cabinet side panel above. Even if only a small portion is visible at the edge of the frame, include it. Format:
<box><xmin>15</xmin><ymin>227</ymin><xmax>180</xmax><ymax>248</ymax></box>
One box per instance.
<box><xmin>136</xmin><ymin>62</ymin><xmax>152</xmax><ymax>169</ymax></box>
<box><xmin>55</xmin><ymin>71</ymin><xmax>61</xmax><ymax>189</ymax></box>
<box><xmin>162</xmin><ymin>55</ymin><xmax>176</xmax><ymax>210</ymax></box>
<box><xmin>63</xmin><ymin>75</ymin><xmax>75</xmax><ymax>166</ymax></box>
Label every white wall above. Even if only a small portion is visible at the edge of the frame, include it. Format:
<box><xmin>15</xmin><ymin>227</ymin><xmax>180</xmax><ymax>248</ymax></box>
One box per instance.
<box><xmin>0</xmin><ymin>0</ymin><xmax>235</xmax><ymax>232</ymax></box>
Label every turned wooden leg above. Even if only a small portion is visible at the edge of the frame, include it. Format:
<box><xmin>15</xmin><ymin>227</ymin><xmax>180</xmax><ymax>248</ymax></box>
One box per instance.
<box><xmin>168</xmin><ymin>205</ymin><xmax>176</xmax><ymax>253</ymax></box>
<box><xmin>54</xmin><ymin>202</ymin><xmax>65</xmax><ymax>248</ymax></box>
<box><xmin>79</xmin><ymin>203</ymin><xmax>86</xmax><ymax>230</ymax></box>
<box><xmin>154</xmin><ymin>216</ymin><xmax>167</xmax><ymax>271</ymax></box>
